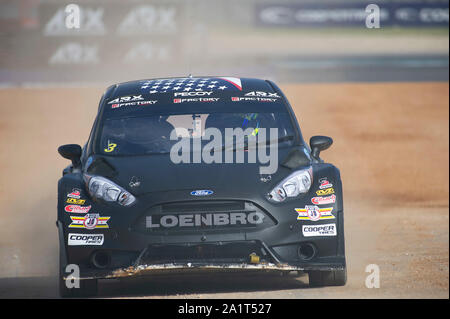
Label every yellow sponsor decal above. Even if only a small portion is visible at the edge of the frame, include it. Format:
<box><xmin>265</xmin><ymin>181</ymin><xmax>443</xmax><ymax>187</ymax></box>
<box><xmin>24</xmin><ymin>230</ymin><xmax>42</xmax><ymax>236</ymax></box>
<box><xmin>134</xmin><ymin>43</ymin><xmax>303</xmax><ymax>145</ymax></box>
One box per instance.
<box><xmin>69</xmin><ymin>214</ymin><xmax>110</xmax><ymax>230</ymax></box>
<box><xmin>66</xmin><ymin>198</ymin><xmax>86</xmax><ymax>205</ymax></box>
<box><xmin>316</xmin><ymin>188</ymin><xmax>334</xmax><ymax>196</ymax></box>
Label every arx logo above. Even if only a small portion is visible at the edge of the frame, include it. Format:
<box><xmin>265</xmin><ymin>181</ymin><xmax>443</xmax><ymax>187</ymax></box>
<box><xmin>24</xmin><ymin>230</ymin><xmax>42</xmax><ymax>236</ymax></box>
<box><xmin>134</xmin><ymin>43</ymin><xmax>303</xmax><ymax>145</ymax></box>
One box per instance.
<box><xmin>49</xmin><ymin>43</ymin><xmax>99</xmax><ymax>65</ymax></box>
<box><xmin>108</xmin><ymin>95</ymin><xmax>144</xmax><ymax>104</ymax></box>
<box><xmin>118</xmin><ymin>5</ymin><xmax>177</xmax><ymax>35</ymax></box>
<box><xmin>245</xmin><ymin>91</ymin><xmax>280</xmax><ymax>98</ymax></box>
<box><xmin>44</xmin><ymin>7</ymin><xmax>106</xmax><ymax>36</ymax></box>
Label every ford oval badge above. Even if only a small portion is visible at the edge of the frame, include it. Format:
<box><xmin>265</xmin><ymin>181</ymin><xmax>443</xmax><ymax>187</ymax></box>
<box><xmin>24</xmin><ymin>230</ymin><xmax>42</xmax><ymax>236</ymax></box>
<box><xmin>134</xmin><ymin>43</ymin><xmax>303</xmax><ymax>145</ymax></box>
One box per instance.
<box><xmin>190</xmin><ymin>190</ymin><xmax>214</xmax><ymax>196</ymax></box>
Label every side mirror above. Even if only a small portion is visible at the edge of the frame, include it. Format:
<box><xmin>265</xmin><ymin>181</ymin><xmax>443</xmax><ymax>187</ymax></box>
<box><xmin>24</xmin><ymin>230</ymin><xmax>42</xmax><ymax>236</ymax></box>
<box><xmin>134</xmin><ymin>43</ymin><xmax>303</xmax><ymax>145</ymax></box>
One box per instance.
<box><xmin>58</xmin><ymin>144</ymin><xmax>82</xmax><ymax>168</ymax></box>
<box><xmin>310</xmin><ymin>136</ymin><xmax>333</xmax><ymax>159</ymax></box>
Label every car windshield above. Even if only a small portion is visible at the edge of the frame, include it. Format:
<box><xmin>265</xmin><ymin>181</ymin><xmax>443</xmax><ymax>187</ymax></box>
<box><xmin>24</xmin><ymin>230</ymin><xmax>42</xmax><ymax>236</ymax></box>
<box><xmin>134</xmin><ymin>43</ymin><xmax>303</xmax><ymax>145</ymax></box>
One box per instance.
<box><xmin>98</xmin><ymin>112</ymin><xmax>295</xmax><ymax>155</ymax></box>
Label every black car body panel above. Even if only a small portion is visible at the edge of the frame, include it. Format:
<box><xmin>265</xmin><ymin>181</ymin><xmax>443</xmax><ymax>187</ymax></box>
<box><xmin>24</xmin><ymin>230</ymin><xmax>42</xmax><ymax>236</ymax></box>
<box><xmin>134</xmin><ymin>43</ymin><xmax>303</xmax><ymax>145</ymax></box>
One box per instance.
<box><xmin>57</xmin><ymin>77</ymin><xmax>345</xmax><ymax>281</ymax></box>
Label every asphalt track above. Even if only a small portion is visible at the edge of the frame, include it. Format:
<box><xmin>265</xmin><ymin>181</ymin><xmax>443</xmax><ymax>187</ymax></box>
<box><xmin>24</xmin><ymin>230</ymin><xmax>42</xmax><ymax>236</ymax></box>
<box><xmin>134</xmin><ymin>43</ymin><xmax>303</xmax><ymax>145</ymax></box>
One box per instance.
<box><xmin>0</xmin><ymin>82</ymin><xmax>448</xmax><ymax>298</ymax></box>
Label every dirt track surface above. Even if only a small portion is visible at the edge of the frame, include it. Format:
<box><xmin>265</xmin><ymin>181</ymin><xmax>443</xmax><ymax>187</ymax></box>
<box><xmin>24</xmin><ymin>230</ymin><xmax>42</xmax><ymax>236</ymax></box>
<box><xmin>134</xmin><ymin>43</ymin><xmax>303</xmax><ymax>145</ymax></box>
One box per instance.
<box><xmin>0</xmin><ymin>82</ymin><xmax>448</xmax><ymax>298</ymax></box>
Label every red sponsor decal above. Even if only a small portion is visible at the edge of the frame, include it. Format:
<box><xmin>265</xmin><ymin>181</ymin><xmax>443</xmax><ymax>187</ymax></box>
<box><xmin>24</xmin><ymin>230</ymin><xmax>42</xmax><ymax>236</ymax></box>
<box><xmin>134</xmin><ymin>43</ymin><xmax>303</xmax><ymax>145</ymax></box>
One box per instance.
<box><xmin>65</xmin><ymin>205</ymin><xmax>91</xmax><ymax>214</ymax></box>
<box><xmin>311</xmin><ymin>194</ymin><xmax>336</xmax><ymax>205</ymax></box>
<box><xmin>67</xmin><ymin>189</ymin><xmax>81</xmax><ymax>199</ymax></box>
<box><xmin>319</xmin><ymin>178</ymin><xmax>333</xmax><ymax>189</ymax></box>
<box><xmin>174</xmin><ymin>98</ymin><xmax>181</xmax><ymax>103</ymax></box>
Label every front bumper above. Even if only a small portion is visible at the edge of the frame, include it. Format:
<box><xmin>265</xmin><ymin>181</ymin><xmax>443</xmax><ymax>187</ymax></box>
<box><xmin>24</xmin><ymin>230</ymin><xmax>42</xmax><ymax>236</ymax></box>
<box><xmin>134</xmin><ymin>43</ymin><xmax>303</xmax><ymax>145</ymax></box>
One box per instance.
<box><xmin>59</xmin><ymin>201</ymin><xmax>346</xmax><ymax>280</ymax></box>
<box><xmin>59</xmin><ymin>180</ymin><xmax>346</xmax><ymax>280</ymax></box>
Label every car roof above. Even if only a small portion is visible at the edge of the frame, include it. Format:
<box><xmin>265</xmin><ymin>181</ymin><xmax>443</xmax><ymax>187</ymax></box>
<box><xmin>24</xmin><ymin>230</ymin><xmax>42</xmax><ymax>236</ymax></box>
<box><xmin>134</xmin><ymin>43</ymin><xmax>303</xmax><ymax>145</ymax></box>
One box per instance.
<box><xmin>87</xmin><ymin>76</ymin><xmax>306</xmax><ymax>154</ymax></box>
<box><xmin>104</xmin><ymin>76</ymin><xmax>278</xmax><ymax>102</ymax></box>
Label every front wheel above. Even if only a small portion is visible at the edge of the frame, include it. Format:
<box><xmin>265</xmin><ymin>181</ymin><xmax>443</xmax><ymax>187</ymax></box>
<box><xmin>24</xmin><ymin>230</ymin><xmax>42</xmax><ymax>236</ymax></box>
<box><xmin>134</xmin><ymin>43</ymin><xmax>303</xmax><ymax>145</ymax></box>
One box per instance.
<box><xmin>308</xmin><ymin>268</ymin><xmax>347</xmax><ymax>287</ymax></box>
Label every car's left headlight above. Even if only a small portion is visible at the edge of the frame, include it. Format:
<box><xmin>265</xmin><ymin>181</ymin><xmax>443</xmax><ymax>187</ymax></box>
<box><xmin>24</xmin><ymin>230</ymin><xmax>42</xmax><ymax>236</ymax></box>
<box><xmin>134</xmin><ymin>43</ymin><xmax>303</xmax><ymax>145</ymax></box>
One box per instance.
<box><xmin>84</xmin><ymin>175</ymin><xmax>136</xmax><ymax>206</ymax></box>
<box><xmin>267</xmin><ymin>167</ymin><xmax>313</xmax><ymax>202</ymax></box>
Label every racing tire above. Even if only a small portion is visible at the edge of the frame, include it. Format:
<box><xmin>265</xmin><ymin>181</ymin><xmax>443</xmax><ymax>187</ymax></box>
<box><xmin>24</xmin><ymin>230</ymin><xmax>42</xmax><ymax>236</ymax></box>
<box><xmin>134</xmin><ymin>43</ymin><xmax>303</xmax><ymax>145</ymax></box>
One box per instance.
<box><xmin>308</xmin><ymin>268</ymin><xmax>347</xmax><ymax>287</ymax></box>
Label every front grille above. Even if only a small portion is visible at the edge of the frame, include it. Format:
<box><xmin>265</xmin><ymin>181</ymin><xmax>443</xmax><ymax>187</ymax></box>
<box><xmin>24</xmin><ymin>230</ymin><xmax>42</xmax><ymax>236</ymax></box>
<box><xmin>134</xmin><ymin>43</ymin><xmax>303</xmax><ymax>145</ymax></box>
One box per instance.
<box><xmin>137</xmin><ymin>240</ymin><xmax>274</xmax><ymax>265</ymax></box>
<box><xmin>132</xmin><ymin>200</ymin><xmax>275</xmax><ymax>234</ymax></box>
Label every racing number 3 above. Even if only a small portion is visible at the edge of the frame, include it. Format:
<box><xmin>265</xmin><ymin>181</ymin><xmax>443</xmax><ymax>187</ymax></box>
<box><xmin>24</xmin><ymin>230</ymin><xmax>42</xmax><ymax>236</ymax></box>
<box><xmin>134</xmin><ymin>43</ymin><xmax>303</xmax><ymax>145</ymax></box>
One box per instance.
<box><xmin>104</xmin><ymin>142</ymin><xmax>117</xmax><ymax>153</ymax></box>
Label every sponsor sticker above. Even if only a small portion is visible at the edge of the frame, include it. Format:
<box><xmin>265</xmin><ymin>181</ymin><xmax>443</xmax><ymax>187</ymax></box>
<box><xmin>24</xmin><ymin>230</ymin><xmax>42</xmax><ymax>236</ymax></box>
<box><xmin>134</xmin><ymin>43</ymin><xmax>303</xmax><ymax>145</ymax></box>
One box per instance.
<box><xmin>311</xmin><ymin>194</ymin><xmax>336</xmax><ymax>205</ymax></box>
<box><xmin>319</xmin><ymin>178</ymin><xmax>333</xmax><ymax>189</ymax></box>
<box><xmin>190</xmin><ymin>190</ymin><xmax>213</xmax><ymax>196</ymax></box>
<box><xmin>244</xmin><ymin>91</ymin><xmax>280</xmax><ymax>98</ymax></box>
<box><xmin>69</xmin><ymin>214</ymin><xmax>110</xmax><ymax>230</ymax></box>
<box><xmin>67</xmin><ymin>188</ymin><xmax>81</xmax><ymax>199</ymax></box>
<box><xmin>65</xmin><ymin>205</ymin><xmax>91</xmax><ymax>214</ymax></box>
<box><xmin>231</xmin><ymin>97</ymin><xmax>277</xmax><ymax>102</ymax></box>
<box><xmin>260</xmin><ymin>175</ymin><xmax>272</xmax><ymax>183</ymax></box>
<box><xmin>68</xmin><ymin>233</ymin><xmax>104</xmax><ymax>246</ymax></box>
<box><xmin>174</xmin><ymin>91</ymin><xmax>213</xmax><ymax>97</ymax></box>
<box><xmin>316</xmin><ymin>188</ymin><xmax>335</xmax><ymax>196</ymax></box>
<box><xmin>129</xmin><ymin>176</ymin><xmax>141</xmax><ymax>188</ymax></box>
<box><xmin>302</xmin><ymin>223</ymin><xmax>337</xmax><ymax>237</ymax></box>
<box><xmin>146</xmin><ymin>212</ymin><xmax>264</xmax><ymax>228</ymax></box>
<box><xmin>295</xmin><ymin>206</ymin><xmax>335</xmax><ymax>221</ymax></box>
<box><xmin>66</xmin><ymin>198</ymin><xmax>86</xmax><ymax>205</ymax></box>
<box><xmin>173</xmin><ymin>97</ymin><xmax>219</xmax><ymax>103</ymax></box>
<box><xmin>111</xmin><ymin>100</ymin><xmax>157</xmax><ymax>109</ymax></box>
<box><xmin>108</xmin><ymin>95</ymin><xmax>144</xmax><ymax>104</ymax></box>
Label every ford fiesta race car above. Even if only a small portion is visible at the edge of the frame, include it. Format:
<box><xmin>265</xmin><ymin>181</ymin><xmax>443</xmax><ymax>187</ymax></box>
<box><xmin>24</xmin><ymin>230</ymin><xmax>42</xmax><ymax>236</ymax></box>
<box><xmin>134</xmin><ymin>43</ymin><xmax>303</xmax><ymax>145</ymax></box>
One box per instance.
<box><xmin>57</xmin><ymin>76</ymin><xmax>346</xmax><ymax>297</ymax></box>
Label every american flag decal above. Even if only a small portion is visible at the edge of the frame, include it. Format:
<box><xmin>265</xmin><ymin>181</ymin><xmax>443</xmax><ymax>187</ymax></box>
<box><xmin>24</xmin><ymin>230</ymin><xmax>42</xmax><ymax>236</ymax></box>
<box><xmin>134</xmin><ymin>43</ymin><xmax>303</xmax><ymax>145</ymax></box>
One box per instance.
<box><xmin>140</xmin><ymin>77</ymin><xmax>242</xmax><ymax>94</ymax></box>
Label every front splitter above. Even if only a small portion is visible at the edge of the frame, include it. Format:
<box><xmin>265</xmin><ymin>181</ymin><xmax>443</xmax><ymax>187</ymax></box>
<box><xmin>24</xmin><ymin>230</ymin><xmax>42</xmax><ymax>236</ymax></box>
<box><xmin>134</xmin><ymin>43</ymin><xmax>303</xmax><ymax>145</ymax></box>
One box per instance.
<box><xmin>67</xmin><ymin>262</ymin><xmax>345</xmax><ymax>281</ymax></box>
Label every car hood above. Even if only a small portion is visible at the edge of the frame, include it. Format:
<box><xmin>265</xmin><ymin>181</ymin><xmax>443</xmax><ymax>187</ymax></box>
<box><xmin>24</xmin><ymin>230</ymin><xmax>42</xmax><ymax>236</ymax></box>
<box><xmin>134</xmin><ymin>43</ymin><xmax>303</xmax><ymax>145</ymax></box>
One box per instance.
<box><xmin>85</xmin><ymin>146</ymin><xmax>310</xmax><ymax>197</ymax></box>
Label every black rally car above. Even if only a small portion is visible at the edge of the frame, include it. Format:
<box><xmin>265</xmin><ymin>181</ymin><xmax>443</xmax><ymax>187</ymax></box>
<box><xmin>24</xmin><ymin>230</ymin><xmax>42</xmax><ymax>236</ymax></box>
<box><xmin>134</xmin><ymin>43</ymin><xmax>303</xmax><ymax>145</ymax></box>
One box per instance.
<box><xmin>57</xmin><ymin>77</ymin><xmax>346</xmax><ymax>297</ymax></box>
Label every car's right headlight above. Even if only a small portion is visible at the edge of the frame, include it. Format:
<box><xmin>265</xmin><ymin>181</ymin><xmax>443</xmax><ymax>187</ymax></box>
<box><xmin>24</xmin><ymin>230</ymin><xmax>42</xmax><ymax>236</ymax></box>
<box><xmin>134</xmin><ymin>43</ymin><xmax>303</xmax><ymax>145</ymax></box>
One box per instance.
<box><xmin>84</xmin><ymin>175</ymin><xmax>136</xmax><ymax>206</ymax></box>
<box><xmin>267</xmin><ymin>167</ymin><xmax>313</xmax><ymax>202</ymax></box>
